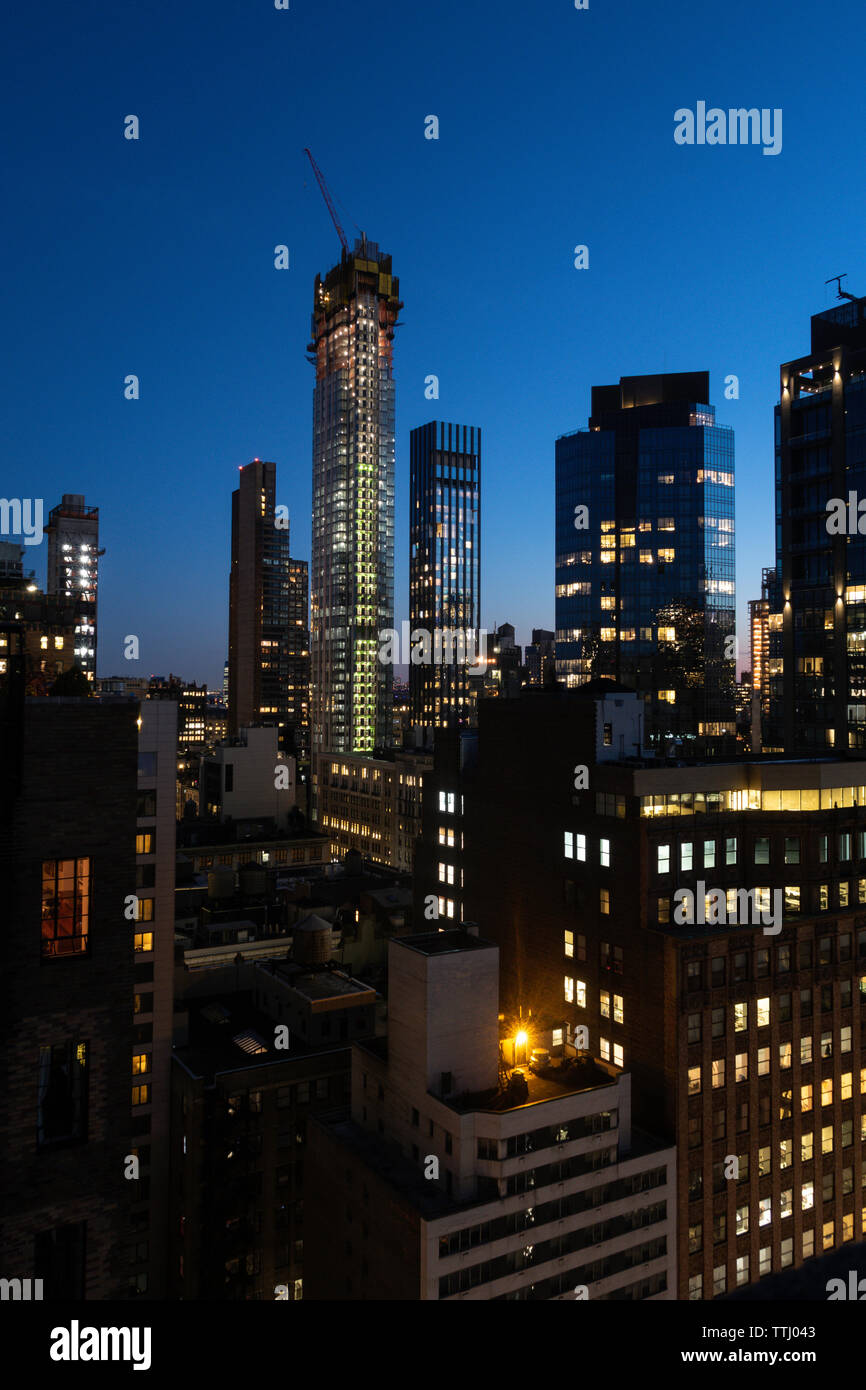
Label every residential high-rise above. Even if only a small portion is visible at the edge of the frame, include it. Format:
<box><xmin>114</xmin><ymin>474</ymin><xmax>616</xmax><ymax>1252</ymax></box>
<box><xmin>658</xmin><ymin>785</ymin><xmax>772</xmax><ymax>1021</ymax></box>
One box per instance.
<box><xmin>555</xmin><ymin>372</ymin><xmax>736</xmax><ymax>756</ymax></box>
<box><xmin>44</xmin><ymin>493</ymin><xmax>101</xmax><ymax>682</ymax></box>
<box><xmin>309</xmin><ymin>237</ymin><xmax>401</xmax><ymax>757</ymax></box>
<box><xmin>228</xmin><ymin>460</ymin><xmax>310</xmax><ymax>761</ymax></box>
<box><xmin>768</xmin><ymin>294</ymin><xmax>866</xmax><ymax>752</ymax></box>
<box><xmin>409</xmin><ymin>421</ymin><xmax>481</xmax><ymax>734</ymax></box>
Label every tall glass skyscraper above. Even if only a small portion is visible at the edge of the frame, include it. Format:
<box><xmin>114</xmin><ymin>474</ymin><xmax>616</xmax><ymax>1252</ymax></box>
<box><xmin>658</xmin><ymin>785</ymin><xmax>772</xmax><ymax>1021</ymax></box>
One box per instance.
<box><xmin>555</xmin><ymin>372</ymin><xmax>736</xmax><ymax>755</ymax></box>
<box><xmin>767</xmin><ymin>295</ymin><xmax>866</xmax><ymax>753</ymax></box>
<box><xmin>228</xmin><ymin>460</ymin><xmax>309</xmax><ymax>758</ymax></box>
<box><xmin>309</xmin><ymin>237</ymin><xmax>402</xmax><ymax>755</ymax></box>
<box><xmin>409</xmin><ymin>421</ymin><xmax>481</xmax><ymax>733</ymax></box>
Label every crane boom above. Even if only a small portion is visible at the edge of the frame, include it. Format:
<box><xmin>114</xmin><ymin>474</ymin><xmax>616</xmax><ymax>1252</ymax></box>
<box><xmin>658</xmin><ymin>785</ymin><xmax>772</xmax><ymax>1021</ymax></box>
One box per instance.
<box><xmin>304</xmin><ymin>148</ymin><xmax>348</xmax><ymax>253</ymax></box>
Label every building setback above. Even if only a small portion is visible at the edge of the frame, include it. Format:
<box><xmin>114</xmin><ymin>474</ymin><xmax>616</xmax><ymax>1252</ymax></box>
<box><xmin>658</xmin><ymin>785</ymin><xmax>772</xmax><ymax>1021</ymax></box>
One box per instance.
<box><xmin>309</xmin><ymin>237</ymin><xmax>401</xmax><ymax>757</ymax></box>
<box><xmin>228</xmin><ymin>460</ymin><xmax>310</xmax><ymax>761</ymax></box>
<box><xmin>306</xmin><ymin>930</ymin><xmax>676</xmax><ymax>1300</ymax></box>
<box><xmin>438</xmin><ymin>682</ymin><xmax>866</xmax><ymax>1297</ymax></box>
<box><xmin>768</xmin><ymin>293</ymin><xmax>866</xmax><ymax>753</ymax></box>
<box><xmin>409</xmin><ymin>421</ymin><xmax>481</xmax><ymax>736</ymax></box>
<box><xmin>555</xmin><ymin>372</ymin><xmax>736</xmax><ymax>756</ymax></box>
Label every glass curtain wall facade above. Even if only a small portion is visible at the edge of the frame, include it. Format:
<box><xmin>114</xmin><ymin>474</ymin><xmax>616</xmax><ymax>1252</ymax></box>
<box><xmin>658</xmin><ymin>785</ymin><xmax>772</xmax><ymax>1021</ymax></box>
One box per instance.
<box><xmin>310</xmin><ymin>237</ymin><xmax>401</xmax><ymax>755</ymax></box>
<box><xmin>555</xmin><ymin>373</ymin><xmax>736</xmax><ymax>756</ymax></box>
<box><xmin>768</xmin><ymin>296</ymin><xmax>866</xmax><ymax>753</ymax></box>
<box><xmin>409</xmin><ymin>421</ymin><xmax>481</xmax><ymax>733</ymax></box>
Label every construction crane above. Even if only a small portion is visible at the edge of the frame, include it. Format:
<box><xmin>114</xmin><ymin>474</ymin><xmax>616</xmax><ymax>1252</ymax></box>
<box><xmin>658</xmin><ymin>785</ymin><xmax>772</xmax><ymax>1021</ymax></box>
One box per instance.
<box><xmin>826</xmin><ymin>274</ymin><xmax>857</xmax><ymax>303</ymax></box>
<box><xmin>304</xmin><ymin>148</ymin><xmax>348</xmax><ymax>253</ymax></box>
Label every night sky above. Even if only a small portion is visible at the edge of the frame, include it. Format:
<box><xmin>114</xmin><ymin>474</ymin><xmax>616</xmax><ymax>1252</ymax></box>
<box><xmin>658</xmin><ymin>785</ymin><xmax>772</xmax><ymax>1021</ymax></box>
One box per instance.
<box><xmin>3</xmin><ymin>0</ymin><xmax>862</xmax><ymax>687</ymax></box>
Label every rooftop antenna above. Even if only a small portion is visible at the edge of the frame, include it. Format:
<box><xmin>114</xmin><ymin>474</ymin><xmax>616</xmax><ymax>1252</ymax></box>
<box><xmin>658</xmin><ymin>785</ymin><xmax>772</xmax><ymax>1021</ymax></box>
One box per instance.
<box><xmin>826</xmin><ymin>274</ymin><xmax>857</xmax><ymax>303</ymax></box>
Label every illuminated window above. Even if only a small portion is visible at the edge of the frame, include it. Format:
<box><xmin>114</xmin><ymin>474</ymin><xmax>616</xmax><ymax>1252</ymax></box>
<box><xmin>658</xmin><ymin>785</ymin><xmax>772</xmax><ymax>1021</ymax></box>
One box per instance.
<box><xmin>801</xmin><ymin>1131</ymin><xmax>813</xmax><ymax>1162</ymax></box>
<box><xmin>657</xmin><ymin>845</ymin><xmax>670</xmax><ymax>874</ymax></box>
<box><xmin>613</xmin><ymin>994</ymin><xmax>623</xmax><ymax>1024</ymax></box>
<box><xmin>822</xmin><ymin>1078</ymin><xmax>833</xmax><ymax>1107</ymax></box>
<box><xmin>599</xmin><ymin>888</ymin><xmax>610</xmax><ymax>915</ymax></box>
<box><xmin>41</xmin><ymin>858</ymin><xmax>90</xmax><ymax>958</ymax></box>
<box><xmin>136</xmin><ymin>831</ymin><xmax>154</xmax><ymax>856</ymax></box>
<box><xmin>564</xmin><ymin>976</ymin><xmax>574</xmax><ymax>1004</ymax></box>
<box><xmin>599</xmin><ymin>1037</ymin><xmax>610</xmax><ymax>1061</ymax></box>
<box><xmin>575</xmin><ymin>979</ymin><xmax>587</xmax><ymax>1008</ymax></box>
<box><xmin>600</xmin><ymin>838</ymin><xmax>610</xmax><ymax>868</ymax></box>
<box><xmin>132</xmin><ymin>1053</ymin><xmax>150</xmax><ymax>1076</ymax></box>
<box><xmin>658</xmin><ymin>690</ymin><xmax>676</xmax><ymax>704</ymax></box>
<box><xmin>711</xmin><ymin>1059</ymin><xmax>725</xmax><ymax>1088</ymax></box>
<box><xmin>134</xmin><ymin>932</ymin><xmax>153</xmax><ymax>953</ymax></box>
<box><xmin>132</xmin><ymin>1084</ymin><xmax>150</xmax><ymax>1107</ymax></box>
<box><xmin>735</xmin><ymin>1053</ymin><xmax>748</xmax><ymax>1082</ymax></box>
<box><xmin>612</xmin><ymin>1043</ymin><xmax>623</xmax><ymax>1068</ymax></box>
<box><xmin>564</xmin><ymin>930</ymin><xmax>573</xmax><ymax>959</ymax></box>
<box><xmin>757</xmin><ymin>997</ymin><xmax>770</xmax><ymax>1027</ymax></box>
<box><xmin>801</xmin><ymin>1083</ymin><xmax>813</xmax><ymax>1113</ymax></box>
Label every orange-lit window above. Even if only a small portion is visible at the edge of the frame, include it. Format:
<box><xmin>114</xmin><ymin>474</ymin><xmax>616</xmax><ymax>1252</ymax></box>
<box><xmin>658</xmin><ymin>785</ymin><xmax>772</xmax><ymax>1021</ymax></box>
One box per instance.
<box><xmin>134</xmin><ymin>932</ymin><xmax>153</xmax><ymax>953</ymax></box>
<box><xmin>41</xmin><ymin>858</ymin><xmax>90</xmax><ymax>957</ymax></box>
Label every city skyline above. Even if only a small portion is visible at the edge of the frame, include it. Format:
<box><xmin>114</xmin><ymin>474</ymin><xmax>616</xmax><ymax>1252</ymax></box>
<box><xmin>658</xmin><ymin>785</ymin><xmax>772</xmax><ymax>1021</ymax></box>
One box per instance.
<box><xmin>6</xmin><ymin>0</ymin><xmax>863</xmax><ymax>688</ymax></box>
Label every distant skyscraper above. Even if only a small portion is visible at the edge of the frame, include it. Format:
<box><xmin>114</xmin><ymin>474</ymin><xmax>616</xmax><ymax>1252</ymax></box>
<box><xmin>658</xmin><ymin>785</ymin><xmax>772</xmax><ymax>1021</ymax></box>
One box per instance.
<box><xmin>525</xmin><ymin>628</ymin><xmax>555</xmax><ymax>686</ymax></box>
<box><xmin>228</xmin><ymin>460</ymin><xmax>310</xmax><ymax>759</ymax></box>
<box><xmin>44</xmin><ymin>493</ymin><xmax>100</xmax><ymax>682</ymax></box>
<box><xmin>768</xmin><ymin>294</ymin><xmax>866</xmax><ymax>752</ymax></box>
<box><xmin>409</xmin><ymin>421</ymin><xmax>481</xmax><ymax>734</ymax></box>
<box><xmin>309</xmin><ymin>237</ymin><xmax>402</xmax><ymax>756</ymax></box>
<box><xmin>749</xmin><ymin>567</ymin><xmax>775</xmax><ymax>751</ymax></box>
<box><xmin>555</xmin><ymin>372</ymin><xmax>736</xmax><ymax>755</ymax></box>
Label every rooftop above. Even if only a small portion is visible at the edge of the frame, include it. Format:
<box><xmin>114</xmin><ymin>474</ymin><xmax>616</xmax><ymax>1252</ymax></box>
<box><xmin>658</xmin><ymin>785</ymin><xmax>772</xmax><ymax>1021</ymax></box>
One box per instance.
<box><xmin>394</xmin><ymin>929</ymin><xmax>496</xmax><ymax>957</ymax></box>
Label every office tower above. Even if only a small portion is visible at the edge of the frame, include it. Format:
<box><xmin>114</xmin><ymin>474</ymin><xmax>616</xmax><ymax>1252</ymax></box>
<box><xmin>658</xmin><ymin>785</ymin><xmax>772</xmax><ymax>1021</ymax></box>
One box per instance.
<box><xmin>315</xmin><ymin>746</ymin><xmax>432</xmax><ymax>871</ymax></box>
<box><xmin>305</xmin><ymin>930</ymin><xmax>676</xmax><ymax>1300</ymax></box>
<box><xmin>148</xmin><ymin>673</ymin><xmax>207</xmax><ymax>746</ymax></box>
<box><xmin>228</xmin><ymin>460</ymin><xmax>310</xmax><ymax>760</ymax></box>
<box><xmin>525</xmin><ymin>628</ymin><xmax>555</xmax><ymax>686</ymax></box>
<box><xmin>443</xmin><ymin>680</ymin><xmax>866</xmax><ymax>1297</ymax></box>
<box><xmin>44</xmin><ymin>493</ymin><xmax>101</xmax><ymax>682</ymax></box>
<box><xmin>769</xmin><ymin>294</ymin><xmax>866</xmax><ymax>752</ymax></box>
<box><xmin>409</xmin><ymin>421</ymin><xmax>481</xmax><ymax>734</ymax></box>
<box><xmin>1</xmin><ymin>685</ymin><xmax>138</xmax><ymax>1298</ymax></box>
<box><xmin>555</xmin><ymin>372</ymin><xmax>736</xmax><ymax>756</ymax></box>
<box><xmin>309</xmin><ymin>237</ymin><xmax>401</xmax><ymax>757</ymax></box>
<box><xmin>223</xmin><ymin>659</ymin><xmax>229</xmax><ymax>707</ymax></box>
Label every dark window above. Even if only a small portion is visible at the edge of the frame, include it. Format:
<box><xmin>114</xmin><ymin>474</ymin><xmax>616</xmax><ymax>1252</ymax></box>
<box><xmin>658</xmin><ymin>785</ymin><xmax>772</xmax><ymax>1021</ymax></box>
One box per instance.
<box><xmin>38</xmin><ymin>1042</ymin><xmax>88</xmax><ymax>1146</ymax></box>
<box><xmin>225</xmin><ymin>763</ymin><xmax>234</xmax><ymax>793</ymax></box>
<box><xmin>34</xmin><ymin>1222</ymin><xmax>86</xmax><ymax>1299</ymax></box>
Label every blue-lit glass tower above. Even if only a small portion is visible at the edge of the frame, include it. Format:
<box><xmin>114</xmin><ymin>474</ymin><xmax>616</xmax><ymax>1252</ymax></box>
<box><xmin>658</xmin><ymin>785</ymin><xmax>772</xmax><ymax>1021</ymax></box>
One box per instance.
<box><xmin>555</xmin><ymin>372</ymin><xmax>736</xmax><ymax>755</ymax></box>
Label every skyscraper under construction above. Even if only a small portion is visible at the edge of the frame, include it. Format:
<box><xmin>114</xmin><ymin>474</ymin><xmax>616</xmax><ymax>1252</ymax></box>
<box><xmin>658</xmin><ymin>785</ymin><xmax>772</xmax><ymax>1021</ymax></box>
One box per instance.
<box><xmin>309</xmin><ymin>236</ymin><xmax>402</xmax><ymax>756</ymax></box>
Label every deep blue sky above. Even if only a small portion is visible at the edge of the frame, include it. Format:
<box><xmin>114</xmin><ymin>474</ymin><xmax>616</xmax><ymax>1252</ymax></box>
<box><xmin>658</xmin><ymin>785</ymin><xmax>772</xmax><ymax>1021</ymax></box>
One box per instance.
<box><xmin>3</xmin><ymin>0</ymin><xmax>862</xmax><ymax>687</ymax></box>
